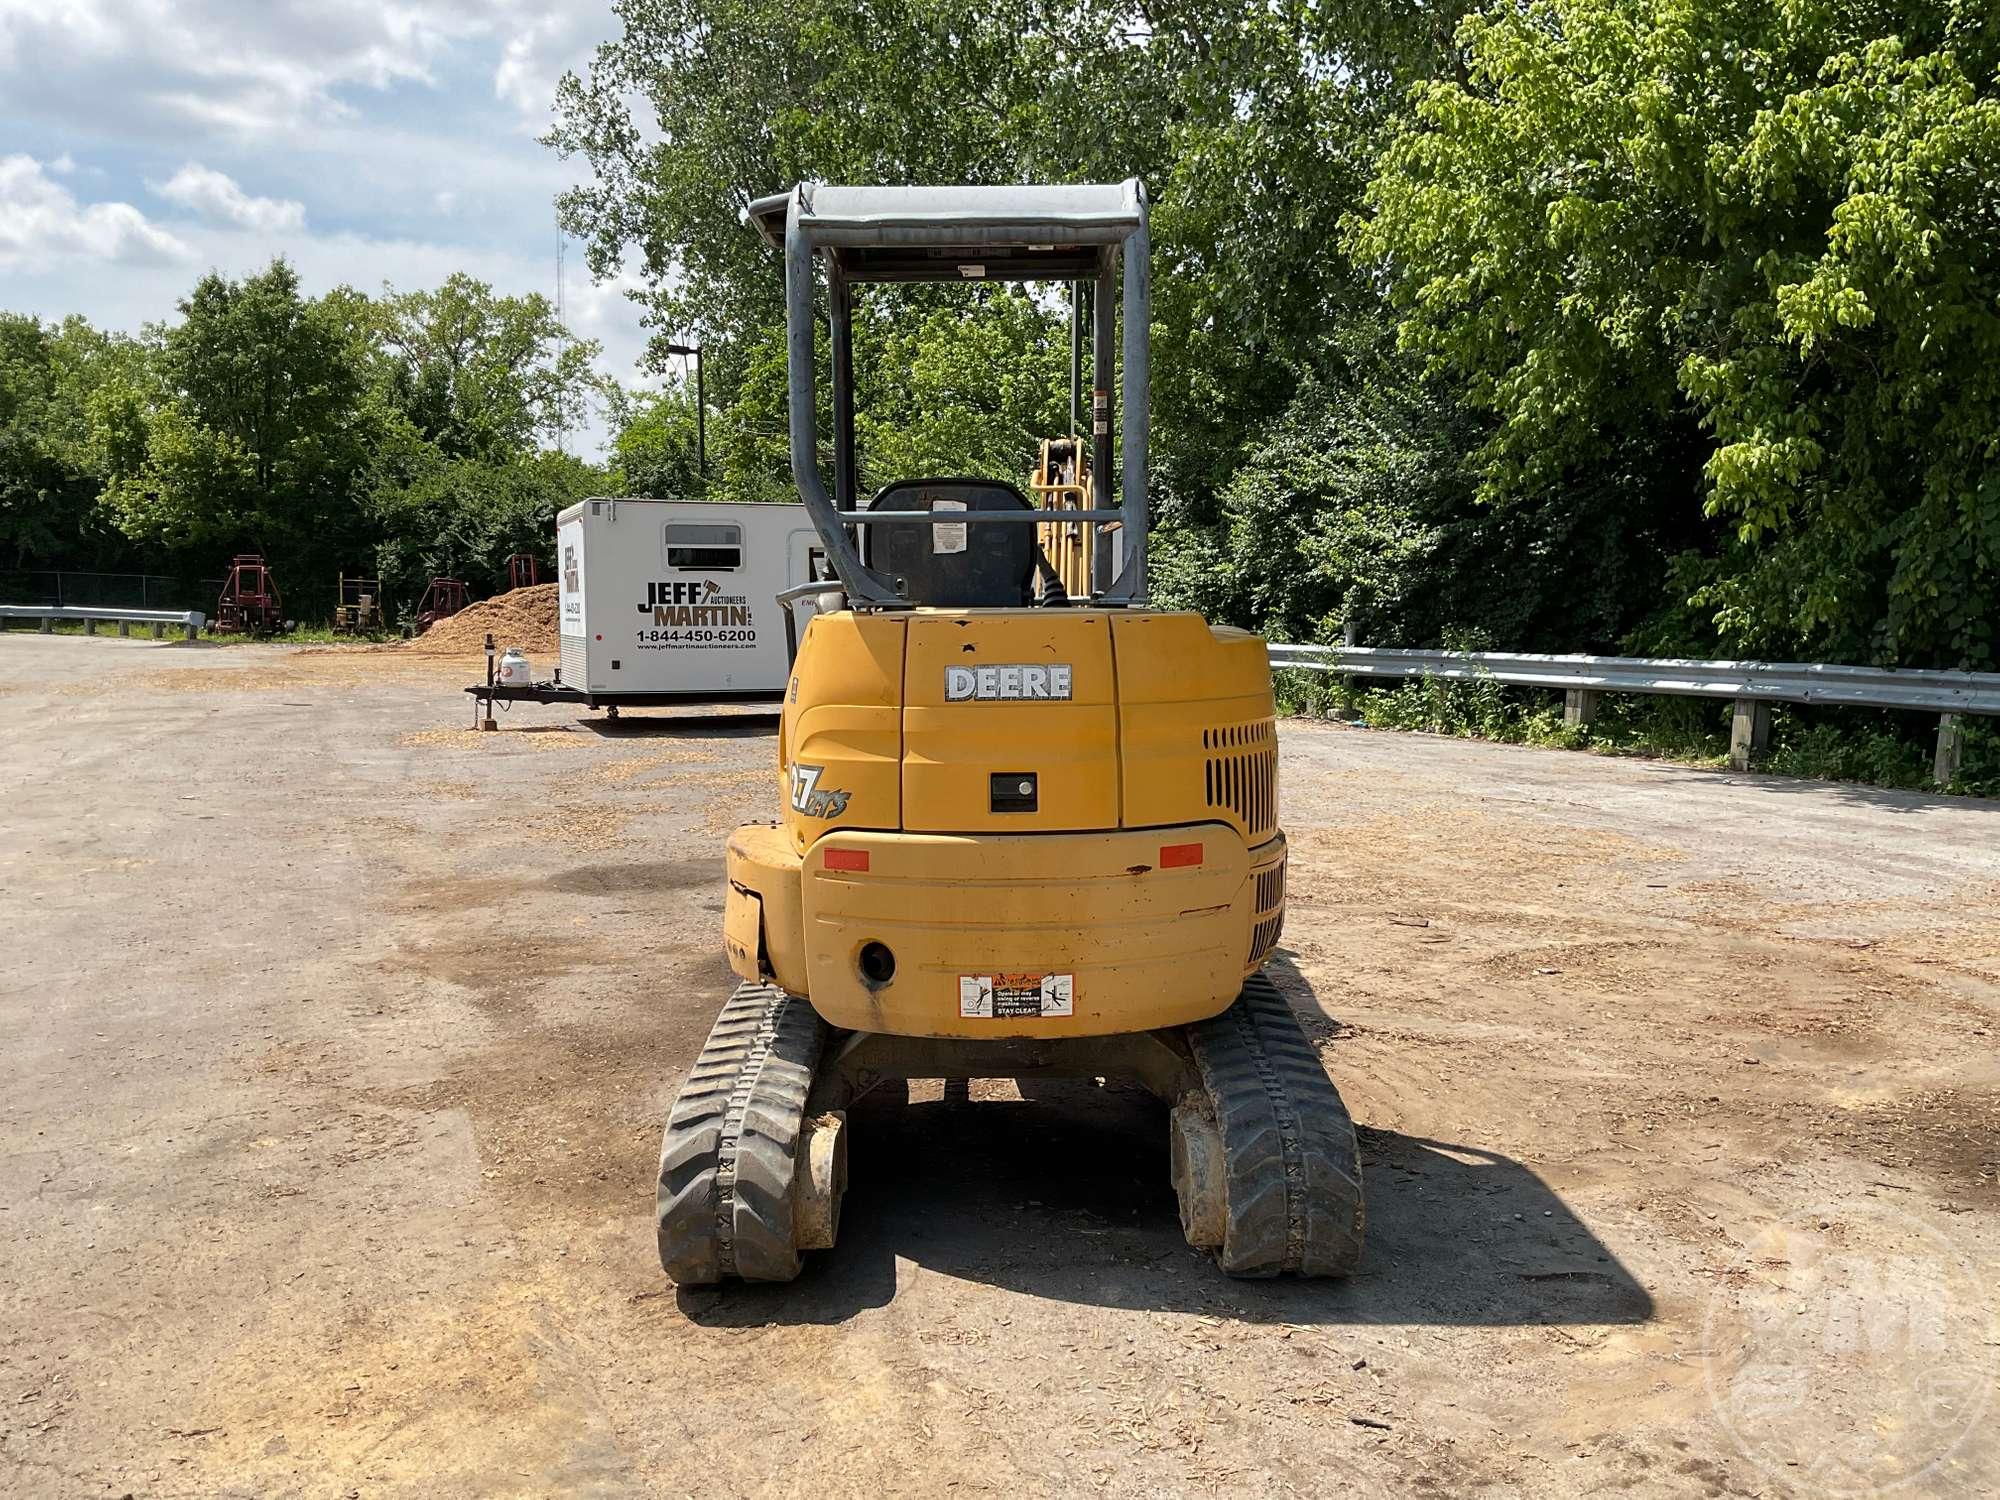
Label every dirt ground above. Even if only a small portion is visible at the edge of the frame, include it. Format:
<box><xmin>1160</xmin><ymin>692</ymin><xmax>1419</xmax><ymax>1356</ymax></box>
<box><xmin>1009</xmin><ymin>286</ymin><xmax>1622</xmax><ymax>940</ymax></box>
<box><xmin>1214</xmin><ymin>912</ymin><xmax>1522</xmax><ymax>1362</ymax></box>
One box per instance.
<box><xmin>1</xmin><ymin>633</ymin><xmax>1995</xmax><ymax>1499</ymax></box>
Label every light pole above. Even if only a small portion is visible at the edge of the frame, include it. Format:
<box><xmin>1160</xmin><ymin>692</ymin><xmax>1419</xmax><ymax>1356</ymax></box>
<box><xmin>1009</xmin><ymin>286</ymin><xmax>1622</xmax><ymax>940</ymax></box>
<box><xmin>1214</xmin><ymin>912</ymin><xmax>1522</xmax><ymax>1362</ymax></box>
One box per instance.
<box><xmin>664</xmin><ymin>339</ymin><xmax>705</xmax><ymax>480</ymax></box>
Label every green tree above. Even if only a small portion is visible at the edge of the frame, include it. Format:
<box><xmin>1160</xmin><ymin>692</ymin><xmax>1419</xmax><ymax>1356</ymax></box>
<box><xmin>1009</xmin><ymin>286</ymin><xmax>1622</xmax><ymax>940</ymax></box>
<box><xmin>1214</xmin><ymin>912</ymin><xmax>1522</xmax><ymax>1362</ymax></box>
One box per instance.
<box><xmin>1159</xmin><ymin>329</ymin><xmax>1478</xmax><ymax>642</ymax></box>
<box><xmin>364</xmin><ymin>442</ymin><xmax>607</xmax><ymax>609</ymax></box>
<box><xmin>1179</xmin><ymin>333</ymin><xmax>1680</xmax><ymax>650</ymax></box>
<box><xmin>159</xmin><ymin>261</ymin><xmax>367</xmax><ymax>505</ymax></box>
<box><xmin>372</xmin><ymin>273</ymin><xmax>603</xmax><ymax>461</ymax></box>
<box><xmin>1353</xmin><ymin>0</ymin><xmax>2000</xmax><ymax>666</ymax></box>
<box><xmin>103</xmin><ymin>260</ymin><xmax>377</xmax><ymax>577</ymax></box>
<box><xmin>0</xmin><ymin>315</ymin><xmax>148</xmax><ymax>570</ymax></box>
<box><xmin>608</xmin><ymin>383</ymin><xmax>708</xmax><ymax>498</ymax></box>
<box><xmin>855</xmin><ymin>290</ymin><xmax>1073</xmax><ymax>486</ymax></box>
<box><xmin>548</xmin><ymin>0</ymin><xmax>1473</xmax><ymax>522</ymax></box>
<box><xmin>549</xmin><ymin>0</ymin><xmax>1038</xmax><ymax>364</ymax></box>
<box><xmin>0</xmin><ymin>314</ymin><xmax>90</xmax><ymax>567</ymax></box>
<box><xmin>102</xmin><ymin>402</ymin><xmax>260</xmax><ymax>553</ymax></box>
<box><xmin>70</xmin><ymin>260</ymin><xmax>610</xmax><ymax>618</ymax></box>
<box><xmin>709</xmin><ymin>287</ymin><xmax>1073</xmax><ymax>501</ymax></box>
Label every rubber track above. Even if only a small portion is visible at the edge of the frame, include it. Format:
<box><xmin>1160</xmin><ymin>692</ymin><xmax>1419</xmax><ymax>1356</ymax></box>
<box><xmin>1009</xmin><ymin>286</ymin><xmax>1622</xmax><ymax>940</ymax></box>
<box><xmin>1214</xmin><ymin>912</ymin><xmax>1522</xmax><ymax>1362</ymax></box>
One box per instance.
<box><xmin>1185</xmin><ymin>973</ymin><xmax>1365</xmax><ymax>1277</ymax></box>
<box><xmin>656</xmin><ymin>982</ymin><xmax>826</xmax><ymax>1284</ymax></box>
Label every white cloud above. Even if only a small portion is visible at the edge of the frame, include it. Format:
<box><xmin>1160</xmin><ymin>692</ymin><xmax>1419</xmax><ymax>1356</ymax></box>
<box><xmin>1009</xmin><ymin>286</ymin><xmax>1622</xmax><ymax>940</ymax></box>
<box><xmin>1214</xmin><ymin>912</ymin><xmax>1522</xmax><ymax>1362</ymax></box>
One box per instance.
<box><xmin>494</xmin><ymin>11</ymin><xmax>605</xmax><ymax>124</ymax></box>
<box><xmin>0</xmin><ymin>0</ymin><xmax>475</xmax><ymax>135</ymax></box>
<box><xmin>152</xmin><ymin>162</ymin><xmax>306</xmax><ymax>233</ymax></box>
<box><xmin>0</xmin><ymin>1</ymin><xmax>643</xmax><ymax>453</ymax></box>
<box><xmin>0</xmin><ymin>1</ymin><xmax>613</xmax><ymax>138</ymax></box>
<box><xmin>0</xmin><ymin>153</ymin><xmax>192</xmax><ymax>269</ymax></box>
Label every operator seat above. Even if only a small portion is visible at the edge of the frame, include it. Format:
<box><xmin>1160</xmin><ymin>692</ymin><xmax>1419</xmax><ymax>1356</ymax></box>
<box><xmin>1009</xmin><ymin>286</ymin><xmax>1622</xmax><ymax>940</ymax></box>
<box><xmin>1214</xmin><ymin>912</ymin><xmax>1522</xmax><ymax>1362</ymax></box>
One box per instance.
<box><xmin>862</xmin><ymin>479</ymin><xmax>1040</xmax><ymax>607</ymax></box>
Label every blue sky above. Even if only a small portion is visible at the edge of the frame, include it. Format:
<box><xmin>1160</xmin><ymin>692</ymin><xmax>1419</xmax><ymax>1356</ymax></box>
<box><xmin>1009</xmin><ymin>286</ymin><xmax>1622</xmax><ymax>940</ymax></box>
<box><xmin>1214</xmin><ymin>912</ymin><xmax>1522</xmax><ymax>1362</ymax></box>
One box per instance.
<box><xmin>0</xmin><ymin>1</ymin><xmax>648</xmax><ymax>452</ymax></box>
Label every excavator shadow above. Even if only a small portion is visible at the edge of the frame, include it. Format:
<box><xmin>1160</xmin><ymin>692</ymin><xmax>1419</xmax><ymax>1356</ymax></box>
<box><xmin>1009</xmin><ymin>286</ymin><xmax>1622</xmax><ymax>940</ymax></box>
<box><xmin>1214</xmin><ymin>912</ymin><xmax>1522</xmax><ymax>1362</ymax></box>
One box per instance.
<box><xmin>677</xmin><ymin>1078</ymin><xmax>1655</xmax><ymax>1330</ymax></box>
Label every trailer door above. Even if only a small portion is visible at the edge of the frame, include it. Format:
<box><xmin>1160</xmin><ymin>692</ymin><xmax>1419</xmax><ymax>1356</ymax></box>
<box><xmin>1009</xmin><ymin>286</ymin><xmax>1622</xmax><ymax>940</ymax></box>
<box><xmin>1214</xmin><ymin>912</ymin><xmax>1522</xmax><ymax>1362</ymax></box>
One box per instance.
<box><xmin>558</xmin><ymin>514</ymin><xmax>587</xmax><ymax>687</ymax></box>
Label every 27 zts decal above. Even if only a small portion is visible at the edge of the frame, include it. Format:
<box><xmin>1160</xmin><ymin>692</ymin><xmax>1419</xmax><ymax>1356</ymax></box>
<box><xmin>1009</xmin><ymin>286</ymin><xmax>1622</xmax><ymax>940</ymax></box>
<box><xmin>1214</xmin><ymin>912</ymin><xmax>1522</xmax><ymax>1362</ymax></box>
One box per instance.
<box><xmin>788</xmin><ymin>763</ymin><xmax>851</xmax><ymax>819</ymax></box>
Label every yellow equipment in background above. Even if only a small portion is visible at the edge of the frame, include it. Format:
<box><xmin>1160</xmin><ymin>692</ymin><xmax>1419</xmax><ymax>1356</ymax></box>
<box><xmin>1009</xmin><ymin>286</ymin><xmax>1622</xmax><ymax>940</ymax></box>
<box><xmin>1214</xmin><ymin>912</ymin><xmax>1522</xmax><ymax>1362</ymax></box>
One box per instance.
<box><xmin>656</xmin><ymin>181</ymin><xmax>1364</xmax><ymax>1285</ymax></box>
<box><xmin>1028</xmin><ymin>436</ymin><xmax>1110</xmax><ymax>600</ymax></box>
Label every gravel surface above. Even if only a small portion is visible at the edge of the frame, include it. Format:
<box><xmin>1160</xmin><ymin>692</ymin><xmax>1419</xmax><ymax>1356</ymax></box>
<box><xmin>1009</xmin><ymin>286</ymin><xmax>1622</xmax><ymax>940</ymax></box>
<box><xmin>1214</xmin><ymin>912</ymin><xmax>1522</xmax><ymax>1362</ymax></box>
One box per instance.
<box><xmin>1</xmin><ymin>633</ymin><xmax>1994</xmax><ymax>1498</ymax></box>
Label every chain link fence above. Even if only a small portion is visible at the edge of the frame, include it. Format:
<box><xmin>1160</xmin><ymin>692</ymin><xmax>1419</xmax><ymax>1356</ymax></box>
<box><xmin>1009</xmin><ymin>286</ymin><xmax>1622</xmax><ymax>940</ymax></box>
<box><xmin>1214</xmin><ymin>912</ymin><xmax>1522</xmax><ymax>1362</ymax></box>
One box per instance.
<box><xmin>0</xmin><ymin>570</ymin><xmax>209</xmax><ymax>612</ymax></box>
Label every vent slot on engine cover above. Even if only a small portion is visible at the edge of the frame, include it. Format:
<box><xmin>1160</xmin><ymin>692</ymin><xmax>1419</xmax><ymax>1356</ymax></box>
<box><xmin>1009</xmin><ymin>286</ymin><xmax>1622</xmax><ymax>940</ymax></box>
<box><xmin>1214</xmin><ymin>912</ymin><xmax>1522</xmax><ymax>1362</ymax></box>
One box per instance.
<box><xmin>1248</xmin><ymin>853</ymin><xmax>1285</xmax><ymax>966</ymax></box>
<box><xmin>1202</xmin><ymin>720</ymin><xmax>1278</xmax><ymax>841</ymax></box>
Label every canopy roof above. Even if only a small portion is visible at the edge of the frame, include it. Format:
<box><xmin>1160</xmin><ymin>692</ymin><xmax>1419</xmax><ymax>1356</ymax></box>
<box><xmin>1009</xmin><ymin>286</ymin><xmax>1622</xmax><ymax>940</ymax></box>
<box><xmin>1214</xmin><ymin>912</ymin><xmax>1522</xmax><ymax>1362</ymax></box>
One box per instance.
<box><xmin>748</xmin><ymin>181</ymin><xmax>1144</xmax><ymax>282</ymax></box>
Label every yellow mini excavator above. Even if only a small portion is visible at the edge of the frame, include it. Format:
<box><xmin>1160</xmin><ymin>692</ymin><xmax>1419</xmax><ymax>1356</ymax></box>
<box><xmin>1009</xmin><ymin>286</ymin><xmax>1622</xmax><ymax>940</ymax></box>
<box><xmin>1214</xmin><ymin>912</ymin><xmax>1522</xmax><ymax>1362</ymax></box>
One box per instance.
<box><xmin>657</xmin><ymin>180</ymin><xmax>1364</xmax><ymax>1282</ymax></box>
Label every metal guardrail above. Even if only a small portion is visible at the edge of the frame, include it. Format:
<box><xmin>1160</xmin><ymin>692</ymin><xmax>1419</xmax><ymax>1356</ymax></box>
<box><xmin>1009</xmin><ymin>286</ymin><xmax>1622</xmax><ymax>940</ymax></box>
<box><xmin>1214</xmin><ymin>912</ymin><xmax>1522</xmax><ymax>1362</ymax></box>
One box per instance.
<box><xmin>1267</xmin><ymin>643</ymin><xmax>1992</xmax><ymax>786</ymax></box>
<box><xmin>0</xmin><ymin>604</ymin><xmax>206</xmax><ymax>640</ymax></box>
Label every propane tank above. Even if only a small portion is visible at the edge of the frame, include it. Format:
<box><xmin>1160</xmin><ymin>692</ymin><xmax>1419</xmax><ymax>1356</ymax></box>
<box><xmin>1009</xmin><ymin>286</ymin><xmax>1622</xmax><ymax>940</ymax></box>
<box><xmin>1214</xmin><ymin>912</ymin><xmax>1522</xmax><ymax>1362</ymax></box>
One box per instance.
<box><xmin>496</xmin><ymin>648</ymin><xmax>533</xmax><ymax>686</ymax></box>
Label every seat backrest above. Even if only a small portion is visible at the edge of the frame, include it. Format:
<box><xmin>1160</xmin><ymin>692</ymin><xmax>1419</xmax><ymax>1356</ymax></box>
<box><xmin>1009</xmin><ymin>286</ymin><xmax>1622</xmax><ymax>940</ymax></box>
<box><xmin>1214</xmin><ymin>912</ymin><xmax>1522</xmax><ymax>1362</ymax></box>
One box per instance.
<box><xmin>863</xmin><ymin>480</ymin><xmax>1037</xmax><ymax>607</ymax></box>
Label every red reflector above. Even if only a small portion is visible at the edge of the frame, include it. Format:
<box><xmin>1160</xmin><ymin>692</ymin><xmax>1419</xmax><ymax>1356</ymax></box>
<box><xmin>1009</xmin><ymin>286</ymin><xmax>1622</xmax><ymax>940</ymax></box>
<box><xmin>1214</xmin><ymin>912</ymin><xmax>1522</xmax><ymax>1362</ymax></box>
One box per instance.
<box><xmin>1160</xmin><ymin>842</ymin><xmax>1203</xmax><ymax>869</ymax></box>
<box><xmin>823</xmin><ymin>848</ymin><xmax>870</xmax><ymax>872</ymax></box>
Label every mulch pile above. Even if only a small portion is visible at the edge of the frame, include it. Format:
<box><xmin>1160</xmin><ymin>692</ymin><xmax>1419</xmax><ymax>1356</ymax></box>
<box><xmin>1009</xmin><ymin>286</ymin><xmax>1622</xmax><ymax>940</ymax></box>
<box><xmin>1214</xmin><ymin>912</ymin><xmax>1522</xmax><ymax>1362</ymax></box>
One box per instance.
<box><xmin>398</xmin><ymin>584</ymin><xmax>559</xmax><ymax>657</ymax></box>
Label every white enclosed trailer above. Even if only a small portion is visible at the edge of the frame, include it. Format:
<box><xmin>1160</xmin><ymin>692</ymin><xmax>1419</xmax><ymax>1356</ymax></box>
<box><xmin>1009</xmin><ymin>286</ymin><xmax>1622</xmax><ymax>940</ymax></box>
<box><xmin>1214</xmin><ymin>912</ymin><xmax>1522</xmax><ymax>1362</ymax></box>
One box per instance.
<box><xmin>551</xmin><ymin>497</ymin><xmax>822</xmax><ymax>705</ymax></box>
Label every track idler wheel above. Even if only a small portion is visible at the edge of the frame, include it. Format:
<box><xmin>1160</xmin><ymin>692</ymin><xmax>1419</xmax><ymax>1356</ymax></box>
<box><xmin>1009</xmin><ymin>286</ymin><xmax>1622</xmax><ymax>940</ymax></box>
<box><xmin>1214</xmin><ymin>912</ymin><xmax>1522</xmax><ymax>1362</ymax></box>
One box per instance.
<box><xmin>1169</xmin><ymin>1102</ymin><xmax>1229</xmax><ymax>1249</ymax></box>
<box><xmin>1177</xmin><ymin>973</ymin><xmax>1366</xmax><ymax>1277</ymax></box>
<box><xmin>793</xmin><ymin>1111</ymin><xmax>847</xmax><ymax>1251</ymax></box>
<box><xmin>656</xmin><ymin>982</ymin><xmax>840</xmax><ymax>1284</ymax></box>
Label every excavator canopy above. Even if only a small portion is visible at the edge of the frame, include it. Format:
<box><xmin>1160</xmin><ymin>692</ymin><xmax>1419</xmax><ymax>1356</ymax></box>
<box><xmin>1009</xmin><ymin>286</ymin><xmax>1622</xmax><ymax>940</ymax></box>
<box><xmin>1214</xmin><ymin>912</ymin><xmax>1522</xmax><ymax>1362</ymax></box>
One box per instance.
<box><xmin>747</xmin><ymin>181</ymin><xmax>1144</xmax><ymax>281</ymax></box>
<box><xmin>748</xmin><ymin>180</ymin><xmax>1150</xmax><ymax>607</ymax></box>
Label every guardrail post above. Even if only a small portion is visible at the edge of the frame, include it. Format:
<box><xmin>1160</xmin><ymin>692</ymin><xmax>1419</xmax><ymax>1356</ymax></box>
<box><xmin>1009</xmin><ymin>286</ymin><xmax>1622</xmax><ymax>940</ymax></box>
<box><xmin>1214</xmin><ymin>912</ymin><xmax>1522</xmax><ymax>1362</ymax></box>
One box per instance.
<box><xmin>117</xmin><ymin>621</ymin><xmax>130</xmax><ymax>638</ymax></box>
<box><xmin>39</xmin><ymin>616</ymin><xmax>52</xmax><ymax>634</ymax></box>
<box><xmin>183</xmin><ymin>620</ymin><xmax>198</xmax><ymax>642</ymax></box>
<box><xmin>1334</xmin><ymin>621</ymin><xmax>1362</xmax><ymax>722</ymax></box>
<box><xmin>151</xmin><ymin>622</ymin><xmax>165</xmax><ymax>640</ymax></box>
<box><xmin>1729</xmin><ymin>698</ymin><xmax>1771</xmax><ymax>771</ymax></box>
<box><xmin>1934</xmin><ymin>713</ymin><xmax>1964</xmax><ymax>788</ymax></box>
<box><xmin>1564</xmin><ymin>689</ymin><xmax>1600</xmax><ymax>728</ymax></box>
<box><xmin>83</xmin><ymin>617</ymin><xmax>96</xmax><ymax>636</ymax></box>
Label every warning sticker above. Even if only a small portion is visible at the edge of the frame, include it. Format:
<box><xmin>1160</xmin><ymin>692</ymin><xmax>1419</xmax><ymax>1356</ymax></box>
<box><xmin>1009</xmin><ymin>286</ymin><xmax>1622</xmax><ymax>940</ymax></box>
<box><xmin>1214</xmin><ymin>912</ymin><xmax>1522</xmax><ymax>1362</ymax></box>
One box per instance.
<box><xmin>932</xmin><ymin>498</ymin><xmax>968</xmax><ymax>555</ymax></box>
<box><xmin>959</xmin><ymin>972</ymin><xmax>1074</xmax><ymax>1019</ymax></box>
